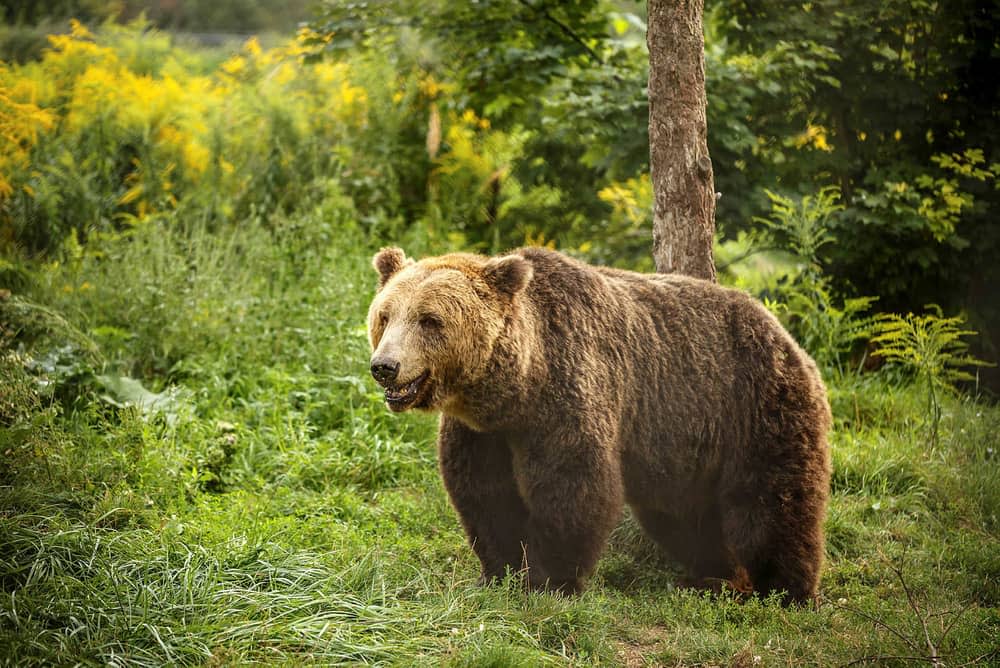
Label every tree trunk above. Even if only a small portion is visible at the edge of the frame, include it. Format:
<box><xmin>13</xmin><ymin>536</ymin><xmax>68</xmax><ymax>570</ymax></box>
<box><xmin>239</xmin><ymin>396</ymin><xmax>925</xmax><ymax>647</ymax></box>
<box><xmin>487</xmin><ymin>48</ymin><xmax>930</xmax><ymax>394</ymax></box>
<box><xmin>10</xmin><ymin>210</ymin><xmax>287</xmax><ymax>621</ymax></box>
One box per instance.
<box><xmin>647</xmin><ymin>0</ymin><xmax>717</xmax><ymax>281</ymax></box>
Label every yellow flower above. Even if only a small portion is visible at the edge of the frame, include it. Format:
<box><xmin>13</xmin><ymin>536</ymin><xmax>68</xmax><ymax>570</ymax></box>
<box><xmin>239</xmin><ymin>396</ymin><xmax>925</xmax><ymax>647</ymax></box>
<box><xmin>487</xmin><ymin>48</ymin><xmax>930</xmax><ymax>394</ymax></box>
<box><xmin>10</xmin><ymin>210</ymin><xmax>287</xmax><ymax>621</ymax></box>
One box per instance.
<box><xmin>794</xmin><ymin>123</ymin><xmax>834</xmax><ymax>152</ymax></box>
<box><xmin>244</xmin><ymin>36</ymin><xmax>262</xmax><ymax>59</ymax></box>
<box><xmin>338</xmin><ymin>80</ymin><xmax>365</xmax><ymax>107</ymax></box>
<box><xmin>420</xmin><ymin>76</ymin><xmax>442</xmax><ymax>98</ymax></box>
<box><xmin>183</xmin><ymin>141</ymin><xmax>210</xmax><ymax>175</ymax></box>
<box><xmin>598</xmin><ymin>174</ymin><xmax>652</xmax><ymax>226</ymax></box>
<box><xmin>221</xmin><ymin>56</ymin><xmax>246</xmax><ymax>76</ymax></box>
<box><xmin>0</xmin><ymin>78</ymin><xmax>56</xmax><ymax>200</ymax></box>
<box><xmin>273</xmin><ymin>62</ymin><xmax>296</xmax><ymax>86</ymax></box>
<box><xmin>69</xmin><ymin>19</ymin><xmax>92</xmax><ymax>40</ymax></box>
<box><xmin>525</xmin><ymin>231</ymin><xmax>557</xmax><ymax>249</ymax></box>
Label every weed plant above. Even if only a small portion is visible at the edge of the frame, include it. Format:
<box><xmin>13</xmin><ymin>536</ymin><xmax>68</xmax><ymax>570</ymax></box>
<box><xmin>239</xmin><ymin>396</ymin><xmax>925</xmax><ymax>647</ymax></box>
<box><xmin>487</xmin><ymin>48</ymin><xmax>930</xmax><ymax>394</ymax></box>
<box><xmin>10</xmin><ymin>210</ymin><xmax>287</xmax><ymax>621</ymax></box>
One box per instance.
<box><xmin>873</xmin><ymin>307</ymin><xmax>992</xmax><ymax>448</ymax></box>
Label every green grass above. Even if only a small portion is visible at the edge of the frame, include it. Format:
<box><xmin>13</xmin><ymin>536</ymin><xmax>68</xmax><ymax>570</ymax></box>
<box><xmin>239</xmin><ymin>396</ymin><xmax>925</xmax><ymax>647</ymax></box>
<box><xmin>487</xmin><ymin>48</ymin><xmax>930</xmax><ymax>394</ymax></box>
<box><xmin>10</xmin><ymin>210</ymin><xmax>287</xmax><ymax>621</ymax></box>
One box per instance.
<box><xmin>1</xmin><ymin>212</ymin><xmax>999</xmax><ymax>666</ymax></box>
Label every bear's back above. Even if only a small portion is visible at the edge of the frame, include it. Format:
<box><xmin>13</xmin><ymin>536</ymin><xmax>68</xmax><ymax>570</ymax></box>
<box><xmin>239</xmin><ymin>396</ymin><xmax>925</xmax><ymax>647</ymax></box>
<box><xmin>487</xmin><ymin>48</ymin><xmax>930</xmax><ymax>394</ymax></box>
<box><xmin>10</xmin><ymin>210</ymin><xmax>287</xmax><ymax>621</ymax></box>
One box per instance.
<box><xmin>511</xmin><ymin>247</ymin><xmax>828</xmax><ymax>464</ymax></box>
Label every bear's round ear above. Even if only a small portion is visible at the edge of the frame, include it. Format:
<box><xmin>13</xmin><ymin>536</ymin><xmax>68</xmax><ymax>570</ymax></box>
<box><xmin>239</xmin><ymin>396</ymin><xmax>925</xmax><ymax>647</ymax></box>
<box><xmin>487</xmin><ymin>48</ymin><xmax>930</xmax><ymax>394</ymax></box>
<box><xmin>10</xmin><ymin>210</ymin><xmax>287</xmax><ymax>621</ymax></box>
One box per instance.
<box><xmin>372</xmin><ymin>247</ymin><xmax>410</xmax><ymax>288</ymax></box>
<box><xmin>482</xmin><ymin>255</ymin><xmax>533</xmax><ymax>299</ymax></box>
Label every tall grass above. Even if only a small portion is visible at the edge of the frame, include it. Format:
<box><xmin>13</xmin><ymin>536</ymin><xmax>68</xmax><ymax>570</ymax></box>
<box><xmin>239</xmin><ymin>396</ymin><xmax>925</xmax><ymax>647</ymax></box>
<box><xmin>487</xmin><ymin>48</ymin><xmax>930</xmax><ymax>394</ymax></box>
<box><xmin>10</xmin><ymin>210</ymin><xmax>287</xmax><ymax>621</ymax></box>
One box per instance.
<box><xmin>1</xmin><ymin>20</ymin><xmax>998</xmax><ymax>668</ymax></box>
<box><xmin>2</xmin><ymin>204</ymin><xmax>999</xmax><ymax>665</ymax></box>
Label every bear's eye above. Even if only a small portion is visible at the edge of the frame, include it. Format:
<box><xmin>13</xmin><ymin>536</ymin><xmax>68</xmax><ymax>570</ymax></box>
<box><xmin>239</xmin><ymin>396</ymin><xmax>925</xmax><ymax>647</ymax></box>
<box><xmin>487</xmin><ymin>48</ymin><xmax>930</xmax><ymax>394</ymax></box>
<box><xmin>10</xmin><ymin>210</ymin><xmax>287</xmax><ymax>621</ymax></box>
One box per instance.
<box><xmin>419</xmin><ymin>314</ymin><xmax>443</xmax><ymax>331</ymax></box>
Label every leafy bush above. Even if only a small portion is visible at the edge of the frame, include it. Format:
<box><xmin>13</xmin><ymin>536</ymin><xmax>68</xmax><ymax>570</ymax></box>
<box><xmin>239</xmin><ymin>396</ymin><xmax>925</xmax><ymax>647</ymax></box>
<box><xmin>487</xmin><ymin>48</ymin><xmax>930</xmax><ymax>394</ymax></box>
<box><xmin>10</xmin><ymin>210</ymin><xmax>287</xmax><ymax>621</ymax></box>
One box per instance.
<box><xmin>0</xmin><ymin>21</ymin><xmax>372</xmax><ymax>252</ymax></box>
<box><xmin>733</xmin><ymin>186</ymin><xmax>877</xmax><ymax>375</ymax></box>
<box><xmin>0</xmin><ymin>19</ymin><xmax>616</xmax><ymax>262</ymax></box>
<box><xmin>712</xmin><ymin>0</ymin><xmax>1000</xmax><ymax>311</ymax></box>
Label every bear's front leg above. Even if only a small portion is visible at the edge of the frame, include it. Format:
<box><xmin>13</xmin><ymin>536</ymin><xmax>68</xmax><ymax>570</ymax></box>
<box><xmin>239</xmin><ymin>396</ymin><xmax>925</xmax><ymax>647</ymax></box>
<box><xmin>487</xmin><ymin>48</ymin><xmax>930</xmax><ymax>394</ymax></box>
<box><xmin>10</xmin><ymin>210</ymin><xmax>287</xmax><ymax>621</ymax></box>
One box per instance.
<box><xmin>513</xmin><ymin>429</ymin><xmax>625</xmax><ymax>593</ymax></box>
<box><xmin>438</xmin><ymin>417</ymin><xmax>529</xmax><ymax>583</ymax></box>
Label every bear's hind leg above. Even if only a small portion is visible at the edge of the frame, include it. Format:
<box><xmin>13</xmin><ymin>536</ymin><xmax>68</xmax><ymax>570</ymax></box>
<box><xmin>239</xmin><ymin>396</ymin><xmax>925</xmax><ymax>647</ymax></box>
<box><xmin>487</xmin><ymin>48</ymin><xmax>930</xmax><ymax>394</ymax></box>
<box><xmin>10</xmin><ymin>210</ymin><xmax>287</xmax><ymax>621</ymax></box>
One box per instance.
<box><xmin>721</xmin><ymin>480</ymin><xmax>825</xmax><ymax>605</ymax></box>
<box><xmin>438</xmin><ymin>418</ymin><xmax>529</xmax><ymax>583</ymax></box>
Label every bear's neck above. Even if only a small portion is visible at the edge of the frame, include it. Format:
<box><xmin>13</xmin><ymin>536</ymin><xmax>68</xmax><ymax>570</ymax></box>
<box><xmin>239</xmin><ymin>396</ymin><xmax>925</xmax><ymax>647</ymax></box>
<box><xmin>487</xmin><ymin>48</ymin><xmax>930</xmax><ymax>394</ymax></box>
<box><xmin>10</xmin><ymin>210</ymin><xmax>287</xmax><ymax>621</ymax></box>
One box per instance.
<box><xmin>443</xmin><ymin>301</ymin><xmax>544</xmax><ymax>432</ymax></box>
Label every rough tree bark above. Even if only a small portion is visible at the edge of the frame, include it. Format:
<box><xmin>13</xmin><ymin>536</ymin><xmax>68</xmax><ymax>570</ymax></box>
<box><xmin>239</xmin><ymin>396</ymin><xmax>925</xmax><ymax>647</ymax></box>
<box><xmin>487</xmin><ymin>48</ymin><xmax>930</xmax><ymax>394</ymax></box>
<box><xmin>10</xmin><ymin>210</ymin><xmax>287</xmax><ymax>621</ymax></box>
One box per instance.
<box><xmin>647</xmin><ymin>0</ymin><xmax>717</xmax><ymax>282</ymax></box>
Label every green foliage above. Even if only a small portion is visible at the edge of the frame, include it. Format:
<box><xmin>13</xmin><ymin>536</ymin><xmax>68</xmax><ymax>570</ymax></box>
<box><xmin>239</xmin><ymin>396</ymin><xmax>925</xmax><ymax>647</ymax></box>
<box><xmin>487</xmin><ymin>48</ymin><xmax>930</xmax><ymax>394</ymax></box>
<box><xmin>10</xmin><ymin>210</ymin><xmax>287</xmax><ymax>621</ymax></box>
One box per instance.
<box><xmin>0</xmin><ymin>22</ymin><xmax>389</xmax><ymax>254</ymax></box>
<box><xmin>754</xmin><ymin>186</ymin><xmax>841</xmax><ymax>272</ymax></box>
<box><xmin>298</xmin><ymin>0</ymin><xmax>1000</xmax><ymax>372</ymax></box>
<box><xmin>2</xmin><ymin>216</ymin><xmax>999</xmax><ymax>665</ymax></box>
<box><xmin>872</xmin><ymin>307</ymin><xmax>992</xmax><ymax>446</ymax></box>
<box><xmin>772</xmin><ymin>279</ymin><xmax>877</xmax><ymax>377</ymax></box>
<box><xmin>1</xmin><ymin>12</ymin><xmax>999</xmax><ymax>665</ymax></box>
<box><xmin>712</xmin><ymin>0</ymin><xmax>1000</xmax><ymax>324</ymax></box>
<box><xmin>738</xmin><ymin>186</ymin><xmax>876</xmax><ymax>375</ymax></box>
<box><xmin>306</xmin><ymin>0</ymin><xmax>606</xmax><ymax>116</ymax></box>
<box><xmin>6</xmin><ymin>6</ymin><xmax>998</xmax><ymax>373</ymax></box>
<box><xmin>303</xmin><ymin>0</ymin><xmax>650</xmax><ymax>262</ymax></box>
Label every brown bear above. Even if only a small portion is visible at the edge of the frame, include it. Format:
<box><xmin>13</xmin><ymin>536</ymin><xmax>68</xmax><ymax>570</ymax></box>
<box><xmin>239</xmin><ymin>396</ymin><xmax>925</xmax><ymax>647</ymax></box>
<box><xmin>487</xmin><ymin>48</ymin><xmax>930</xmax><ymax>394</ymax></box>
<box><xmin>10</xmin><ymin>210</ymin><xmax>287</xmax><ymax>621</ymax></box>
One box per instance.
<box><xmin>366</xmin><ymin>246</ymin><xmax>831</xmax><ymax>603</ymax></box>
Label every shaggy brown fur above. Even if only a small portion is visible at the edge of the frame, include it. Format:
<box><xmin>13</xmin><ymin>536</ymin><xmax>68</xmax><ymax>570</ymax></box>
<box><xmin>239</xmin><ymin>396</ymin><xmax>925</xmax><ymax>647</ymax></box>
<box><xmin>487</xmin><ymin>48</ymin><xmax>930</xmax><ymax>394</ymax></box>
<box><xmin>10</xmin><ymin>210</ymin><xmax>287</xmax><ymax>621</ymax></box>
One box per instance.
<box><xmin>367</xmin><ymin>247</ymin><xmax>832</xmax><ymax>603</ymax></box>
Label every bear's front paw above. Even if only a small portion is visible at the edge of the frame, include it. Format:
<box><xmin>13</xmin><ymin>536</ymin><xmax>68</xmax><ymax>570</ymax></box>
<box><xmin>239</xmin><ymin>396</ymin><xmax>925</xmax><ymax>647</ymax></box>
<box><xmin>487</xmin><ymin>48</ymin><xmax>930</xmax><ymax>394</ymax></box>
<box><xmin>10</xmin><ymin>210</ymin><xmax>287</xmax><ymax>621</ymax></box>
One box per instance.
<box><xmin>476</xmin><ymin>572</ymin><xmax>502</xmax><ymax>587</ymax></box>
<box><xmin>677</xmin><ymin>566</ymin><xmax>753</xmax><ymax>599</ymax></box>
<box><xmin>527</xmin><ymin>569</ymin><xmax>582</xmax><ymax>595</ymax></box>
<box><xmin>477</xmin><ymin>564</ymin><xmax>522</xmax><ymax>588</ymax></box>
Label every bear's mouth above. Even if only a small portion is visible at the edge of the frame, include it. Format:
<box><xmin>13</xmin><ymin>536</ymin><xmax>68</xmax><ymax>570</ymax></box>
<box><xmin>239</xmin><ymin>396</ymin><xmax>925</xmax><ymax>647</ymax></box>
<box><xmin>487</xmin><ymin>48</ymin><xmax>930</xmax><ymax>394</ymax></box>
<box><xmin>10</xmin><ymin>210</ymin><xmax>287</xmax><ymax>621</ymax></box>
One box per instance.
<box><xmin>384</xmin><ymin>370</ymin><xmax>431</xmax><ymax>411</ymax></box>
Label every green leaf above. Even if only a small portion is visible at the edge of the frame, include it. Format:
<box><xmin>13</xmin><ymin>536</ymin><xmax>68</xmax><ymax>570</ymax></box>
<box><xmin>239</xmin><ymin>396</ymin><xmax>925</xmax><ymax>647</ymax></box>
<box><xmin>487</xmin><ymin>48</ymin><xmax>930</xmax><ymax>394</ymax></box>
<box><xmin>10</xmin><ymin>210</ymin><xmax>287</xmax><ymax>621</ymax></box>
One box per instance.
<box><xmin>96</xmin><ymin>375</ymin><xmax>184</xmax><ymax>424</ymax></box>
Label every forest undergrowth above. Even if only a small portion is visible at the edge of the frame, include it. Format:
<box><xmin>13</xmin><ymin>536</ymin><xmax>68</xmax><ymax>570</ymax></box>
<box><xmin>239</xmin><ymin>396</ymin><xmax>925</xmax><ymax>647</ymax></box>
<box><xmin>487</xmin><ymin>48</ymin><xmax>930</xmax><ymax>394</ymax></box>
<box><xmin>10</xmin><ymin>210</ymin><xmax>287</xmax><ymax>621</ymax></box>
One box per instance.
<box><xmin>1</xmin><ymin>19</ymin><xmax>998</xmax><ymax>667</ymax></box>
<box><xmin>1</xmin><ymin>211</ymin><xmax>998</xmax><ymax>666</ymax></box>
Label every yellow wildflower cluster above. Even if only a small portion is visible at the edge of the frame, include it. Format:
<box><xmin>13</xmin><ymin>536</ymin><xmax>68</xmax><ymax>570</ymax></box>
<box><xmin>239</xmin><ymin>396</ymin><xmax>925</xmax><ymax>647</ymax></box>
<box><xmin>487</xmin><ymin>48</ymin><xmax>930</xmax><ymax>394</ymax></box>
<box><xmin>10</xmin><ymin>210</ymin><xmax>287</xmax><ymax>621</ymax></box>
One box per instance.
<box><xmin>0</xmin><ymin>77</ymin><xmax>54</xmax><ymax>198</ymax></box>
<box><xmin>793</xmin><ymin>123</ymin><xmax>834</xmax><ymax>152</ymax></box>
<box><xmin>598</xmin><ymin>173</ymin><xmax>653</xmax><ymax>227</ymax></box>
<box><xmin>0</xmin><ymin>20</ymin><xmax>370</xmax><ymax>225</ymax></box>
<box><xmin>436</xmin><ymin>109</ymin><xmax>505</xmax><ymax>183</ymax></box>
<box><xmin>418</xmin><ymin>74</ymin><xmax>455</xmax><ymax>100</ymax></box>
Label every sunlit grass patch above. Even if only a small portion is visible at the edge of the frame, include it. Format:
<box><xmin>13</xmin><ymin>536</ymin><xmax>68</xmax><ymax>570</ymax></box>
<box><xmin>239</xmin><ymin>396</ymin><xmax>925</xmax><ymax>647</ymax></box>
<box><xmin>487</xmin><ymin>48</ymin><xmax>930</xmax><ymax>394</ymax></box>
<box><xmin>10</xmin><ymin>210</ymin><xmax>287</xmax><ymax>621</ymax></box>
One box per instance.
<box><xmin>2</xmin><ymin>213</ymin><xmax>1000</xmax><ymax>664</ymax></box>
<box><xmin>2</xmin><ymin>151</ymin><xmax>999</xmax><ymax>667</ymax></box>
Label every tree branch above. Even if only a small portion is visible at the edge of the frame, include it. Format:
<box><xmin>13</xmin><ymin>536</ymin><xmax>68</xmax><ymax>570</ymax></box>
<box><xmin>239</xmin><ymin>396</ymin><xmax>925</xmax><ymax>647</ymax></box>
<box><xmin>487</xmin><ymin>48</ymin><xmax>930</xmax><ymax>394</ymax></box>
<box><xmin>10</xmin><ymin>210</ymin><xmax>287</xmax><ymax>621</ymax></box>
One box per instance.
<box><xmin>832</xmin><ymin>601</ymin><xmax>920</xmax><ymax>652</ymax></box>
<box><xmin>839</xmin><ymin>656</ymin><xmax>945</xmax><ymax>667</ymax></box>
<box><xmin>886</xmin><ymin>558</ymin><xmax>941</xmax><ymax>666</ymax></box>
<box><xmin>516</xmin><ymin>0</ymin><xmax>605</xmax><ymax>64</ymax></box>
<box><xmin>938</xmin><ymin>598</ymin><xmax>975</xmax><ymax>644</ymax></box>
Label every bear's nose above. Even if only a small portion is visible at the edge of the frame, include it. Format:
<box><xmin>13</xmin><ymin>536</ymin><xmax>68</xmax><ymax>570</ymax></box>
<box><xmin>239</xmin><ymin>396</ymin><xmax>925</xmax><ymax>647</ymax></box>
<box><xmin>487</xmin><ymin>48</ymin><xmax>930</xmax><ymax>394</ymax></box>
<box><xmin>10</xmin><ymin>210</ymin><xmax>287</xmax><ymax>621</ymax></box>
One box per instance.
<box><xmin>370</xmin><ymin>359</ymin><xmax>400</xmax><ymax>385</ymax></box>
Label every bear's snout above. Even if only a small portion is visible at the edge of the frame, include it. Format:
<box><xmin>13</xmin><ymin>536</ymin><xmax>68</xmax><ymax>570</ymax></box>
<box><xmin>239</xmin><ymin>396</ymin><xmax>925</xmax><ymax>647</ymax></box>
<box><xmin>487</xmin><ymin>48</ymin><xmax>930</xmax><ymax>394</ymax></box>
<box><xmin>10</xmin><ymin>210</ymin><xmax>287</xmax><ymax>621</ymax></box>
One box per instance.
<box><xmin>370</xmin><ymin>357</ymin><xmax>400</xmax><ymax>385</ymax></box>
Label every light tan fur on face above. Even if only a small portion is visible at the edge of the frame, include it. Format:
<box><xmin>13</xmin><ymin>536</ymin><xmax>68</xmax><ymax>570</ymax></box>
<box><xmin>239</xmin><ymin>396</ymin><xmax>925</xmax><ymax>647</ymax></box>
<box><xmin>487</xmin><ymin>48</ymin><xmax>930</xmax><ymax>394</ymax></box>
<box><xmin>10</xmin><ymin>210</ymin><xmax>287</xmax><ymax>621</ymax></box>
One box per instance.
<box><xmin>367</xmin><ymin>251</ymin><xmax>516</xmax><ymax>412</ymax></box>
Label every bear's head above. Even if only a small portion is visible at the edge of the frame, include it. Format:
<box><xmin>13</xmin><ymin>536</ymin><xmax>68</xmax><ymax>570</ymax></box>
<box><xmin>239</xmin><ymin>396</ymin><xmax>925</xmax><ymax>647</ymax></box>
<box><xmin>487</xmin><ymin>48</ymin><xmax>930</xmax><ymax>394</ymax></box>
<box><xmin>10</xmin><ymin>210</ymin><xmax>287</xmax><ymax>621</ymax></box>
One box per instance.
<box><xmin>366</xmin><ymin>247</ymin><xmax>532</xmax><ymax>413</ymax></box>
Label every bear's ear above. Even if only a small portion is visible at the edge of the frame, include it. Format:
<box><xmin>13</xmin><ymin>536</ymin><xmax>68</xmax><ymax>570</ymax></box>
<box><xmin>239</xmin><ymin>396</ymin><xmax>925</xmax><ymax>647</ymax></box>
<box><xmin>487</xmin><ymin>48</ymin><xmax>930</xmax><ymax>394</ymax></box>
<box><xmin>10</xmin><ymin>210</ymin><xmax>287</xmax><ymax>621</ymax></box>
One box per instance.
<box><xmin>483</xmin><ymin>255</ymin><xmax>533</xmax><ymax>299</ymax></box>
<box><xmin>372</xmin><ymin>247</ymin><xmax>410</xmax><ymax>288</ymax></box>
